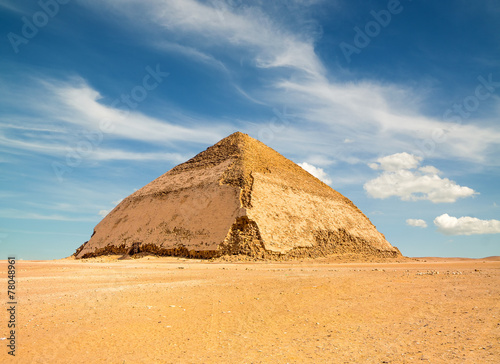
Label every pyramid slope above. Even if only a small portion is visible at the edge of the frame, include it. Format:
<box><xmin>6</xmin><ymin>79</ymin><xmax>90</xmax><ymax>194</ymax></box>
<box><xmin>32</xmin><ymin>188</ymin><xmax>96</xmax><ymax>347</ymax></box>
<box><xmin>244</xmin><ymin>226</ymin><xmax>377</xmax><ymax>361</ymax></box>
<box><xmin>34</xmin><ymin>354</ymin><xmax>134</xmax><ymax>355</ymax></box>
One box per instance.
<box><xmin>75</xmin><ymin>132</ymin><xmax>400</xmax><ymax>259</ymax></box>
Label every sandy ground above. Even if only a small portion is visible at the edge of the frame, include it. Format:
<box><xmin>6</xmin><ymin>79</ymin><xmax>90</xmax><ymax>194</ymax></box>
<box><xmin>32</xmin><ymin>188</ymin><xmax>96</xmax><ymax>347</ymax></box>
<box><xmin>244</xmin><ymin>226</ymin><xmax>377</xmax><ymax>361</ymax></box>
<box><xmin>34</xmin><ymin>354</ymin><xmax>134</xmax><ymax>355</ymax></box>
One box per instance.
<box><xmin>1</xmin><ymin>257</ymin><xmax>499</xmax><ymax>363</ymax></box>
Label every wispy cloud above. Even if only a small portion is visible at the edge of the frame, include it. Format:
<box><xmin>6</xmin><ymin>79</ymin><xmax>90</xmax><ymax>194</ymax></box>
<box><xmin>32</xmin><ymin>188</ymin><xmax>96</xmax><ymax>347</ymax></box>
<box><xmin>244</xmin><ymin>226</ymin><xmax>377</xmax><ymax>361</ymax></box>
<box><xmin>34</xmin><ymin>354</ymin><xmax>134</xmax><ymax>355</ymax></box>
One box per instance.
<box><xmin>0</xmin><ymin>209</ymin><xmax>95</xmax><ymax>222</ymax></box>
<box><xmin>0</xmin><ymin>177</ymin><xmax>136</xmax><ymax>224</ymax></box>
<box><xmin>77</xmin><ymin>0</ymin><xmax>500</xmax><ymax>168</ymax></box>
<box><xmin>45</xmin><ymin>77</ymin><xmax>223</xmax><ymax>143</ymax></box>
<box><xmin>268</xmin><ymin>78</ymin><xmax>500</xmax><ymax>164</ymax></box>
<box><xmin>0</xmin><ymin>0</ymin><xmax>25</xmax><ymax>14</ymax></box>
<box><xmin>154</xmin><ymin>41</ymin><xmax>229</xmax><ymax>72</ymax></box>
<box><xmin>0</xmin><ymin>76</ymin><xmax>226</xmax><ymax>162</ymax></box>
<box><xmin>84</xmin><ymin>0</ymin><xmax>325</xmax><ymax>77</ymax></box>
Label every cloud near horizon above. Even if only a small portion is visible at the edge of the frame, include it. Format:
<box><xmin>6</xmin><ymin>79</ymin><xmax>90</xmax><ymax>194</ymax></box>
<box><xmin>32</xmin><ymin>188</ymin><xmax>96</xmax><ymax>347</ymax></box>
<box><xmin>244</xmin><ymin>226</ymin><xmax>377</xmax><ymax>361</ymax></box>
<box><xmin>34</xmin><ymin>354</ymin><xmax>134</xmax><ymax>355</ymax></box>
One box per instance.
<box><xmin>434</xmin><ymin>214</ymin><xmax>500</xmax><ymax>236</ymax></box>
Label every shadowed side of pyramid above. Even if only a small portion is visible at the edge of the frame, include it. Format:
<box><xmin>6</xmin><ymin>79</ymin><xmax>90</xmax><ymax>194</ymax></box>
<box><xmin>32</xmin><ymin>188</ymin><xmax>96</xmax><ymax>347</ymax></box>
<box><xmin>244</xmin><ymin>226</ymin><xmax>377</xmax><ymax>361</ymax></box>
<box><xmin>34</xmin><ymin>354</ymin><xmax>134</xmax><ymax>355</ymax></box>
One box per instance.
<box><xmin>75</xmin><ymin>132</ymin><xmax>401</xmax><ymax>259</ymax></box>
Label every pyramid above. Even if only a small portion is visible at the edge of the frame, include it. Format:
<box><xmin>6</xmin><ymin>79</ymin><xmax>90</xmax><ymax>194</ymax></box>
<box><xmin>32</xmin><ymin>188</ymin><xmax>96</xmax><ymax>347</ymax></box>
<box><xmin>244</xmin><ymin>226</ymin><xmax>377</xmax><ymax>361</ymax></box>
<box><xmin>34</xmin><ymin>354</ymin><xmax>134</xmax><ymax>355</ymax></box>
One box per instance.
<box><xmin>74</xmin><ymin>132</ymin><xmax>401</xmax><ymax>259</ymax></box>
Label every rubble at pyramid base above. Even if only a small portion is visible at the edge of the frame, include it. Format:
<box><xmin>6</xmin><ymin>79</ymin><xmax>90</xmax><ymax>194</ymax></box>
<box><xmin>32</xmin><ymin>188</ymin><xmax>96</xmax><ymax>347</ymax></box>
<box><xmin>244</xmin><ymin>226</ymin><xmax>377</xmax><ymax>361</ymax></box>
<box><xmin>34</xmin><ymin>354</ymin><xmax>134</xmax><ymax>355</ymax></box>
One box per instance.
<box><xmin>75</xmin><ymin>225</ymin><xmax>401</xmax><ymax>260</ymax></box>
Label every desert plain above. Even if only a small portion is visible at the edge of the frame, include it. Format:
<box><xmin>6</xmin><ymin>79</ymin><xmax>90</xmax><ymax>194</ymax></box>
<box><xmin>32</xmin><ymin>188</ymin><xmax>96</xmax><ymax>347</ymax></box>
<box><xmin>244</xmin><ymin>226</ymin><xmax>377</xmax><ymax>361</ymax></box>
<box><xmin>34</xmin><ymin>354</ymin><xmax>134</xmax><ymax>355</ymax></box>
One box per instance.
<box><xmin>1</xmin><ymin>256</ymin><xmax>499</xmax><ymax>363</ymax></box>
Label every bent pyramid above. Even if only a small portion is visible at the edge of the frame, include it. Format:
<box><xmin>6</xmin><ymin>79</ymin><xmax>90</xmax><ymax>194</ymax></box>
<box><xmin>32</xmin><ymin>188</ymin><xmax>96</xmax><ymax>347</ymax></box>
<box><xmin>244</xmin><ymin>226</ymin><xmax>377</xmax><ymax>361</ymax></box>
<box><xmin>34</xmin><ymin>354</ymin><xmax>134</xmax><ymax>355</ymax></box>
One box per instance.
<box><xmin>75</xmin><ymin>132</ymin><xmax>401</xmax><ymax>259</ymax></box>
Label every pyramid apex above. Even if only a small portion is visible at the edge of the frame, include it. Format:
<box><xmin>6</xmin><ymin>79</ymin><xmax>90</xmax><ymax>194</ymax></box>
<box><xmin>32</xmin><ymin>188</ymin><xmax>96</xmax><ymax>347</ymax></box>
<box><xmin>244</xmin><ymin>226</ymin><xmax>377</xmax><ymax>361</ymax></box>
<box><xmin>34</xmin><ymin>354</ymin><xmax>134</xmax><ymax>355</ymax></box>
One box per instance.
<box><xmin>222</xmin><ymin>131</ymin><xmax>252</xmax><ymax>143</ymax></box>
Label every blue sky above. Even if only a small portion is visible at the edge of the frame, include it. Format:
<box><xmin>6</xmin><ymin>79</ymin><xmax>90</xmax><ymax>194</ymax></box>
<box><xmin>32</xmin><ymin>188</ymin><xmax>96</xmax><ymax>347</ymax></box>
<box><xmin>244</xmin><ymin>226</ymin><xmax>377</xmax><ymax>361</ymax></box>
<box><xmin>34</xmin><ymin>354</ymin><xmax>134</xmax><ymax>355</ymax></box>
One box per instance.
<box><xmin>0</xmin><ymin>0</ymin><xmax>499</xmax><ymax>259</ymax></box>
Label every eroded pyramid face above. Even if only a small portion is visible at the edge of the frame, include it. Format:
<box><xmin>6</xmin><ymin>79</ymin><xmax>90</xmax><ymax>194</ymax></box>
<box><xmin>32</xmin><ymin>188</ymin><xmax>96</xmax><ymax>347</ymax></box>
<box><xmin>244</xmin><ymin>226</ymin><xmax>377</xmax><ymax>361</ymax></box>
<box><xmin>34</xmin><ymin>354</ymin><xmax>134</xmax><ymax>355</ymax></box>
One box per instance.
<box><xmin>75</xmin><ymin>132</ymin><xmax>401</xmax><ymax>259</ymax></box>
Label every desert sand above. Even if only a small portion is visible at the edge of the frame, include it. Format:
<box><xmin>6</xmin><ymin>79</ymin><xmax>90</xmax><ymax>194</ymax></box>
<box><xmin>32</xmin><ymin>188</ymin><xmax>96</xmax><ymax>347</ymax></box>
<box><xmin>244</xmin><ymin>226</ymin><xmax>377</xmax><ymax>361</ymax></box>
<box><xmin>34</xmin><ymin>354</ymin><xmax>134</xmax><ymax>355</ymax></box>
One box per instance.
<box><xmin>1</xmin><ymin>257</ymin><xmax>499</xmax><ymax>363</ymax></box>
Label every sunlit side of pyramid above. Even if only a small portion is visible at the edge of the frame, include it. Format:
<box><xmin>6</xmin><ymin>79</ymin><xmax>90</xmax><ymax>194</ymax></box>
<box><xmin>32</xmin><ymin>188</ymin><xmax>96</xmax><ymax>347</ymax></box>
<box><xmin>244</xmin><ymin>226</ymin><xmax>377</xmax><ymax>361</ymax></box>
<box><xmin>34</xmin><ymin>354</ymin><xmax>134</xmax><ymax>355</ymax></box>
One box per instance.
<box><xmin>75</xmin><ymin>132</ymin><xmax>401</xmax><ymax>259</ymax></box>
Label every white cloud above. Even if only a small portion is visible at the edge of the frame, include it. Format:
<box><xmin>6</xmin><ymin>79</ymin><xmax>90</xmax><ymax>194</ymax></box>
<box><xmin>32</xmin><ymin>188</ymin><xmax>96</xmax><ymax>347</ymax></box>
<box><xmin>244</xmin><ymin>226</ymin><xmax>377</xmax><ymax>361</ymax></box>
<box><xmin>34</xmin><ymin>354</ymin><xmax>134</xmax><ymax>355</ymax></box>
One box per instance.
<box><xmin>434</xmin><ymin>214</ymin><xmax>500</xmax><ymax>235</ymax></box>
<box><xmin>370</xmin><ymin>152</ymin><xmax>422</xmax><ymax>172</ymax></box>
<box><xmin>406</xmin><ymin>219</ymin><xmax>428</xmax><ymax>228</ymax></box>
<box><xmin>364</xmin><ymin>153</ymin><xmax>477</xmax><ymax>203</ymax></box>
<box><xmin>418</xmin><ymin>165</ymin><xmax>441</xmax><ymax>175</ymax></box>
<box><xmin>98</xmin><ymin>209</ymin><xmax>110</xmax><ymax>218</ymax></box>
<box><xmin>298</xmin><ymin>162</ymin><xmax>332</xmax><ymax>185</ymax></box>
<box><xmin>99</xmin><ymin>198</ymin><xmax>127</xmax><ymax>218</ymax></box>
